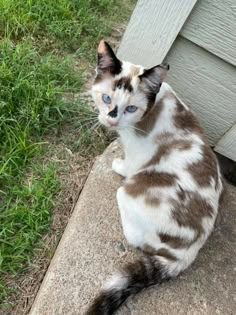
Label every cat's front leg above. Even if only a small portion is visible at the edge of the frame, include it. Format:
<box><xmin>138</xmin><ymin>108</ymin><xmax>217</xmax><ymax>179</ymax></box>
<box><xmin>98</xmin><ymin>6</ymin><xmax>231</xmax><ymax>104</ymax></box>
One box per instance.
<box><xmin>112</xmin><ymin>158</ymin><xmax>127</xmax><ymax>177</ymax></box>
<box><xmin>116</xmin><ymin>187</ymin><xmax>144</xmax><ymax>248</ymax></box>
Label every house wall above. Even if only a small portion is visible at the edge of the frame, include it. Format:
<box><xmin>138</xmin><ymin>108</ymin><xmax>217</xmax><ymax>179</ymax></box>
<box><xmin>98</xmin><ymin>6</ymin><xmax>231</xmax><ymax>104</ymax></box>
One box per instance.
<box><xmin>164</xmin><ymin>36</ymin><xmax>236</xmax><ymax>145</ymax></box>
<box><xmin>118</xmin><ymin>0</ymin><xmax>236</xmax><ymax>160</ymax></box>
<box><xmin>180</xmin><ymin>0</ymin><xmax>236</xmax><ymax>67</ymax></box>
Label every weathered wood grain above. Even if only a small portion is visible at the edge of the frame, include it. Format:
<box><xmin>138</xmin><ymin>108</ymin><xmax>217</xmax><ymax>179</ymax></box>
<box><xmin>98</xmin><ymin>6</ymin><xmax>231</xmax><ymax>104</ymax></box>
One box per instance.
<box><xmin>215</xmin><ymin>124</ymin><xmax>236</xmax><ymax>161</ymax></box>
<box><xmin>118</xmin><ymin>0</ymin><xmax>197</xmax><ymax>67</ymax></box>
<box><xmin>164</xmin><ymin>36</ymin><xmax>236</xmax><ymax>145</ymax></box>
<box><xmin>181</xmin><ymin>0</ymin><xmax>236</xmax><ymax>66</ymax></box>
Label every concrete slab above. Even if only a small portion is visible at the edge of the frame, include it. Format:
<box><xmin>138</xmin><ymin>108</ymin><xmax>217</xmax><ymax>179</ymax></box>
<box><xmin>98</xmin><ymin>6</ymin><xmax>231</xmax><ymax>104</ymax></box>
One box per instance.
<box><xmin>30</xmin><ymin>141</ymin><xmax>236</xmax><ymax>315</ymax></box>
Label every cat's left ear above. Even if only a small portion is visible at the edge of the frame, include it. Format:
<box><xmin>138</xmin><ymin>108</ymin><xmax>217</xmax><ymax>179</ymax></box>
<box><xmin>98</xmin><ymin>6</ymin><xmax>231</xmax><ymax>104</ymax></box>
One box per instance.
<box><xmin>139</xmin><ymin>63</ymin><xmax>170</xmax><ymax>98</ymax></box>
<box><xmin>97</xmin><ymin>40</ymin><xmax>122</xmax><ymax>76</ymax></box>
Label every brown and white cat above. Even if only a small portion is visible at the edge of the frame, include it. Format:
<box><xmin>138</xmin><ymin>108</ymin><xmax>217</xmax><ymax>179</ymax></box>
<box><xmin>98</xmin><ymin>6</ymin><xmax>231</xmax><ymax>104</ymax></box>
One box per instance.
<box><xmin>86</xmin><ymin>40</ymin><xmax>223</xmax><ymax>315</ymax></box>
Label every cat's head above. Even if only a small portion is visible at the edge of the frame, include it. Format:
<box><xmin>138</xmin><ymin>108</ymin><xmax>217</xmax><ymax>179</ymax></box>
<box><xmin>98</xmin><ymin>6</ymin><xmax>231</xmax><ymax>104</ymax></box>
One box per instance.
<box><xmin>92</xmin><ymin>40</ymin><xmax>169</xmax><ymax>129</ymax></box>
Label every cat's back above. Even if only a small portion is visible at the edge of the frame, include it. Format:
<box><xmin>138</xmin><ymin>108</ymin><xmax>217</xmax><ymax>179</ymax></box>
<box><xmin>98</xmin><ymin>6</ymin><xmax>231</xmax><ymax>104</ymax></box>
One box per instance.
<box><xmin>125</xmin><ymin>86</ymin><xmax>223</xmax><ymax>216</ymax></box>
<box><xmin>146</xmin><ymin>84</ymin><xmax>221</xmax><ymax>192</ymax></box>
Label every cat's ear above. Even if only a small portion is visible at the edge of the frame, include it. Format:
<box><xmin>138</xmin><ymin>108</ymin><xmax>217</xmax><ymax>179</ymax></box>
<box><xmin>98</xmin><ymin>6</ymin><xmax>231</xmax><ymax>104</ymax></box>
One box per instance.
<box><xmin>97</xmin><ymin>40</ymin><xmax>122</xmax><ymax>76</ymax></box>
<box><xmin>139</xmin><ymin>63</ymin><xmax>170</xmax><ymax>98</ymax></box>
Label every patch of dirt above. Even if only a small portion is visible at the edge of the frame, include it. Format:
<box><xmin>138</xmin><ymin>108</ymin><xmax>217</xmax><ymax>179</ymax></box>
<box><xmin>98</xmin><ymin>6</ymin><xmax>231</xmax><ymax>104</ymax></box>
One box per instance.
<box><xmin>1</xmin><ymin>23</ymin><xmax>127</xmax><ymax>315</ymax></box>
<box><xmin>3</xmin><ymin>147</ymin><xmax>93</xmax><ymax>315</ymax></box>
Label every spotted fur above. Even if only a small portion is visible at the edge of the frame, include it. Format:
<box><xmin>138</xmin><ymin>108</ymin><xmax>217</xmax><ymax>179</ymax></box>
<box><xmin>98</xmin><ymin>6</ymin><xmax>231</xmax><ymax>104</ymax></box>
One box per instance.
<box><xmin>87</xmin><ymin>40</ymin><xmax>223</xmax><ymax>315</ymax></box>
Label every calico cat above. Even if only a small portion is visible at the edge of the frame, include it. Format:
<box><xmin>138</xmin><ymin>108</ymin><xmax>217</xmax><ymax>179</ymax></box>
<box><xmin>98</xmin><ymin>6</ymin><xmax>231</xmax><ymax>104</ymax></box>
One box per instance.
<box><xmin>86</xmin><ymin>40</ymin><xmax>224</xmax><ymax>315</ymax></box>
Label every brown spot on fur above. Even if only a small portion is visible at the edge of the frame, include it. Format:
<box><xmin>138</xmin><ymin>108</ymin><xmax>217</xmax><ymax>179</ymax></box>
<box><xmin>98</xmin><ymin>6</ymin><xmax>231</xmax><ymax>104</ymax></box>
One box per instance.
<box><xmin>143</xmin><ymin>245</ymin><xmax>177</xmax><ymax>261</ymax></box>
<box><xmin>135</xmin><ymin>99</ymin><xmax>164</xmax><ymax>135</ymax></box>
<box><xmin>171</xmin><ymin>192</ymin><xmax>214</xmax><ymax>235</ymax></box>
<box><xmin>156</xmin><ymin>248</ymin><xmax>177</xmax><ymax>261</ymax></box>
<box><xmin>145</xmin><ymin>196</ymin><xmax>161</xmax><ymax>207</ymax></box>
<box><xmin>125</xmin><ymin>171</ymin><xmax>176</xmax><ymax>197</ymax></box>
<box><xmin>156</xmin><ymin>132</ymin><xmax>174</xmax><ymax>142</ymax></box>
<box><xmin>188</xmin><ymin>145</ymin><xmax>219</xmax><ymax>187</ymax></box>
<box><xmin>174</xmin><ymin>99</ymin><xmax>203</xmax><ymax>135</ymax></box>
<box><xmin>159</xmin><ymin>233</ymin><xmax>193</xmax><ymax>249</ymax></box>
<box><xmin>145</xmin><ymin>139</ymin><xmax>192</xmax><ymax>167</ymax></box>
<box><xmin>177</xmin><ymin>185</ymin><xmax>186</xmax><ymax>201</ymax></box>
<box><xmin>135</xmin><ymin>92</ymin><xmax>175</xmax><ymax>137</ymax></box>
<box><xmin>142</xmin><ymin>244</ymin><xmax>157</xmax><ymax>255</ymax></box>
<box><xmin>113</xmin><ymin>76</ymin><xmax>133</xmax><ymax>92</ymax></box>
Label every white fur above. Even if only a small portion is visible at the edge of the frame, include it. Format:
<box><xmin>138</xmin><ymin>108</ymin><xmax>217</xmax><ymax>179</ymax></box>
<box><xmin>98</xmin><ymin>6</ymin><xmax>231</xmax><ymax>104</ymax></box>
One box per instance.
<box><xmin>92</xmin><ymin>62</ymin><xmax>147</xmax><ymax>129</ymax></box>
<box><xmin>112</xmin><ymin>158</ymin><xmax>126</xmax><ymax>177</ymax></box>
<box><xmin>92</xmin><ymin>64</ymin><xmax>223</xmax><ymax>279</ymax></box>
<box><xmin>115</xmin><ymin>85</ymin><xmax>202</xmax><ymax>178</ymax></box>
<box><xmin>114</xmin><ymin>83</ymin><xmax>222</xmax><ymax>275</ymax></box>
<box><xmin>103</xmin><ymin>271</ymin><xmax>128</xmax><ymax>291</ymax></box>
<box><xmin>117</xmin><ymin>187</ymin><xmax>197</xmax><ymax>250</ymax></box>
<box><xmin>118</xmin><ymin>128</ymin><xmax>157</xmax><ymax>177</ymax></box>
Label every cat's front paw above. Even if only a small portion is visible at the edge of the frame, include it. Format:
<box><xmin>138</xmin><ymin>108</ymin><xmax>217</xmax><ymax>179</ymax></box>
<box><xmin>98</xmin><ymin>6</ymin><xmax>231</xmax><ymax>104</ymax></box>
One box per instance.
<box><xmin>112</xmin><ymin>158</ymin><xmax>126</xmax><ymax>177</ymax></box>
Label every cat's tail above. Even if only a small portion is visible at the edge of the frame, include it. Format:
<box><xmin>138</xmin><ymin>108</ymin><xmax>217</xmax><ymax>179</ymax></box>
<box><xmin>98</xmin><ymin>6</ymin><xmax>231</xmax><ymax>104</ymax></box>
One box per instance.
<box><xmin>85</xmin><ymin>255</ymin><xmax>172</xmax><ymax>315</ymax></box>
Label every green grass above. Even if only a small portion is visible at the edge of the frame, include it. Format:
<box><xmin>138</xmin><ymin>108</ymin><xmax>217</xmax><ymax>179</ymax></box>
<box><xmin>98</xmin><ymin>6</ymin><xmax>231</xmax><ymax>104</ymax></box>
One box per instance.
<box><xmin>0</xmin><ymin>163</ymin><xmax>60</xmax><ymax>301</ymax></box>
<box><xmin>0</xmin><ymin>39</ymin><xmax>82</xmax><ymax>303</ymax></box>
<box><xmin>0</xmin><ymin>0</ymin><xmax>121</xmax><ymax>54</ymax></box>
<box><xmin>0</xmin><ymin>0</ymin><xmax>135</xmax><ymax>305</ymax></box>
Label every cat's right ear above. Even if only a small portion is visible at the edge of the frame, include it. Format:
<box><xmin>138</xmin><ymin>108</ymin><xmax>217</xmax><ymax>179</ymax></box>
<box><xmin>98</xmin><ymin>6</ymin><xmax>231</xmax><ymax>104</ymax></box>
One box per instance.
<box><xmin>97</xmin><ymin>40</ymin><xmax>122</xmax><ymax>76</ymax></box>
<box><xmin>139</xmin><ymin>63</ymin><xmax>170</xmax><ymax>100</ymax></box>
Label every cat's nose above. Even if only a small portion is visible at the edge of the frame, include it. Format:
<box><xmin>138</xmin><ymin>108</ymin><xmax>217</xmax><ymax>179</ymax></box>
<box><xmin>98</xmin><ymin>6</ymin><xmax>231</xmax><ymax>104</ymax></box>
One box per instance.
<box><xmin>108</xmin><ymin>120</ymin><xmax>119</xmax><ymax>127</ymax></box>
<box><xmin>108</xmin><ymin>105</ymin><xmax>118</xmax><ymax>118</ymax></box>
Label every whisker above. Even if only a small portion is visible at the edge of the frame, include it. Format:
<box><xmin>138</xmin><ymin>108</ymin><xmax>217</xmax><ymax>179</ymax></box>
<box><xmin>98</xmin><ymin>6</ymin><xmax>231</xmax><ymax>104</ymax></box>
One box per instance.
<box><xmin>69</xmin><ymin>114</ymin><xmax>98</xmax><ymax>124</ymax></box>
<box><xmin>91</xmin><ymin>121</ymin><xmax>101</xmax><ymax>131</ymax></box>
<box><xmin>80</xmin><ymin>113</ymin><xmax>98</xmax><ymax>118</ymax></box>
<box><xmin>81</xmin><ymin>117</ymin><xmax>98</xmax><ymax>123</ymax></box>
<box><xmin>75</xmin><ymin>119</ymin><xmax>98</xmax><ymax>130</ymax></box>
<box><xmin>118</xmin><ymin>125</ymin><xmax>148</xmax><ymax>135</ymax></box>
<box><xmin>79</xmin><ymin>115</ymin><xmax>98</xmax><ymax>123</ymax></box>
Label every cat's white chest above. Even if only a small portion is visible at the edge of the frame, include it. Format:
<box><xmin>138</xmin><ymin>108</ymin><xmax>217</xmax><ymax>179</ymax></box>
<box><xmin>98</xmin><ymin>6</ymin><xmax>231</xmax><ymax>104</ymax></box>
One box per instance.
<box><xmin>118</xmin><ymin>130</ymin><xmax>156</xmax><ymax>177</ymax></box>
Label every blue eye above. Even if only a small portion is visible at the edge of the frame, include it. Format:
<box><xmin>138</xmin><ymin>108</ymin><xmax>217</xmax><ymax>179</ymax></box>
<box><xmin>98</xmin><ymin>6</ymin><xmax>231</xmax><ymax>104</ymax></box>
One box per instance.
<box><xmin>102</xmin><ymin>94</ymin><xmax>111</xmax><ymax>104</ymax></box>
<box><xmin>126</xmin><ymin>105</ymin><xmax>137</xmax><ymax>113</ymax></box>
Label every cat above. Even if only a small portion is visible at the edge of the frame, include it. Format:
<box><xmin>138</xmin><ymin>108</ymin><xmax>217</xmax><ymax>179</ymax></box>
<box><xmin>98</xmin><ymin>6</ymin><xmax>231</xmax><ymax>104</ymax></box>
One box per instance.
<box><xmin>86</xmin><ymin>40</ymin><xmax>224</xmax><ymax>315</ymax></box>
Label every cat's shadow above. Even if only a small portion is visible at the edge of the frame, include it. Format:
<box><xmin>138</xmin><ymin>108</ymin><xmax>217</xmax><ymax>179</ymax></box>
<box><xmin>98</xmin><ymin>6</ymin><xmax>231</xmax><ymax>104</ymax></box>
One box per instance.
<box><xmin>215</xmin><ymin>151</ymin><xmax>236</xmax><ymax>186</ymax></box>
